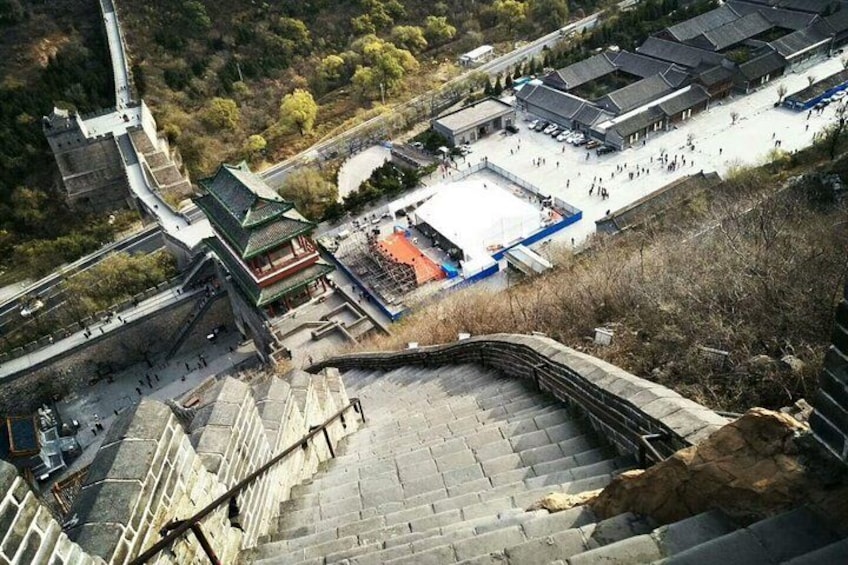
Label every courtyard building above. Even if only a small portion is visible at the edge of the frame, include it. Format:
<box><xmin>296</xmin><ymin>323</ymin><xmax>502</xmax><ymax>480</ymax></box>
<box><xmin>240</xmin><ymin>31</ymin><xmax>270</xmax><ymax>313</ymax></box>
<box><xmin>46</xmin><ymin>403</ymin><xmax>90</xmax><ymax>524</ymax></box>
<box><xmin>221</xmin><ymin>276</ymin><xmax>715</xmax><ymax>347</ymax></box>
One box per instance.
<box><xmin>432</xmin><ymin>98</ymin><xmax>517</xmax><ymax>146</ymax></box>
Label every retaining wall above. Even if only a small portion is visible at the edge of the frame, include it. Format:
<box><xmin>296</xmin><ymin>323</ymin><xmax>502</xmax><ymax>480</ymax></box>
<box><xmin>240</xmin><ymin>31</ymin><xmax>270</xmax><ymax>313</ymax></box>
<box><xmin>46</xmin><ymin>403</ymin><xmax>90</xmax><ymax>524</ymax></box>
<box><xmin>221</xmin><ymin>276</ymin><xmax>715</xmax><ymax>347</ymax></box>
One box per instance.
<box><xmin>310</xmin><ymin>334</ymin><xmax>729</xmax><ymax>458</ymax></box>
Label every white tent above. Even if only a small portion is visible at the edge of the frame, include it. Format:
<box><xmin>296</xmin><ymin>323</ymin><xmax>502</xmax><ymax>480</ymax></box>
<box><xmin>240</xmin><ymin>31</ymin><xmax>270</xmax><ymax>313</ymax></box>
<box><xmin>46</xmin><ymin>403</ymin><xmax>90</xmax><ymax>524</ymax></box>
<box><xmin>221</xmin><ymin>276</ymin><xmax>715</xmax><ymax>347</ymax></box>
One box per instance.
<box><xmin>413</xmin><ymin>180</ymin><xmax>543</xmax><ymax>265</ymax></box>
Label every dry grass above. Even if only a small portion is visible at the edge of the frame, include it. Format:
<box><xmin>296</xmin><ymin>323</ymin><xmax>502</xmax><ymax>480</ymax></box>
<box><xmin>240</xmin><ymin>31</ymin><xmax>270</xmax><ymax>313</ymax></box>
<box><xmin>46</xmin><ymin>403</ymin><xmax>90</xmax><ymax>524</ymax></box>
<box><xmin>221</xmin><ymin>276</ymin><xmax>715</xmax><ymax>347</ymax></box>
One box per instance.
<box><xmin>353</xmin><ymin>165</ymin><xmax>848</xmax><ymax>413</ymax></box>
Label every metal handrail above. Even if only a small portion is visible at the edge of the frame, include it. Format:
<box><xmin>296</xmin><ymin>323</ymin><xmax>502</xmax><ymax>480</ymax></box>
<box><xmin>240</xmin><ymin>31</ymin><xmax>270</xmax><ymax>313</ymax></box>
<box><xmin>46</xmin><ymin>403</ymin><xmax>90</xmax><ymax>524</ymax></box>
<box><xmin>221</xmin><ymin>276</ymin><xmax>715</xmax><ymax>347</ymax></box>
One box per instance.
<box><xmin>129</xmin><ymin>397</ymin><xmax>366</xmax><ymax>564</ymax></box>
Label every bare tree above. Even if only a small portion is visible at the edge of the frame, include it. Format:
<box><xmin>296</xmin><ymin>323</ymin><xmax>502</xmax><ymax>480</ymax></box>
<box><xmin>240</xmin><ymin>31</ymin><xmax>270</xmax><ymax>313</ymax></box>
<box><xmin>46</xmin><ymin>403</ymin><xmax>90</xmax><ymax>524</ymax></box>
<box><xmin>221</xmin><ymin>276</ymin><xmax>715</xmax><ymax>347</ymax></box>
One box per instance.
<box><xmin>842</xmin><ymin>56</ymin><xmax>848</xmax><ymax>70</ymax></box>
<box><xmin>731</xmin><ymin>111</ymin><xmax>740</xmax><ymax>125</ymax></box>
<box><xmin>776</xmin><ymin>83</ymin><xmax>787</xmax><ymax>103</ymax></box>
<box><xmin>807</xmin><ymin>75</ymin><xmax>816</xmax><ymax>87</ymax></box>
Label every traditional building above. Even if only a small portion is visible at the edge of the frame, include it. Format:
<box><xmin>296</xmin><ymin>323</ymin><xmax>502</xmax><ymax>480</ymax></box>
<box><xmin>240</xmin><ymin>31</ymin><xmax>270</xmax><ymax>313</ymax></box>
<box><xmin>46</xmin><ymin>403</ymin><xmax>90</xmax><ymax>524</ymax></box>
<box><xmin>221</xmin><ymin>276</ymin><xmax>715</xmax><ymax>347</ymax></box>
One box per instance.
<box><xmin>195</xmin><ymin>162</ymin><xmax>334</xmax><ymax>357</ymax></box>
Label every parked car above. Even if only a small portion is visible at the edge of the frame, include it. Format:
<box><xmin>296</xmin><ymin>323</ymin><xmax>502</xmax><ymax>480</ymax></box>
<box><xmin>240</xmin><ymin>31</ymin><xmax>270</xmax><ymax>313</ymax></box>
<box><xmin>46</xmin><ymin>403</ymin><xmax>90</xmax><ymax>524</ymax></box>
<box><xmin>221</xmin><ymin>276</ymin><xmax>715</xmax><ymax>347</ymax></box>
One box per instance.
<box><xmin>410</xmin><ymin>141</ymin><xmax>424</xmax><ymax>150</ymax></box>
<box><xmin>586</xmin><ymin>140</ymin><xmax>601</xmax><ymax>149</ymax></box>
<box><xmin>543</xmin><ymin>124</ymin><xmax>558</xmax><ymax>134</ymax></box>
<box><xmin>556</xmin><ymin>132</ymin><xmax>570</xmax><ymax>142</ymax></box>
<box><xmin>459</xmin><ymin>145</ymin><xmax>473</xmax><ymax>155</ymax></box>
<box><xmin>534</xmin><ymin>121</ymin><xmax>549</xmax><ymax>132</ymax></box>
<box><xmin>505</xmin><ymin>124</ymin><xmax>519</xmax><ymax>133</ymax></box>
<box><xmin>596</xmin><ymin>145</ymin><xmax>616</xmax><ymax>156</ymax></box>
<box><xmin>528</xmin><ymin>119</ymin><xmax>539</xmax><ymax>129</ymax></box>
<box><xmin>833</xmin><ymin>91</ymin><xmax>846</xmax><ymax>101</ymax></box>
<box><xmin>549</xmin><ymin>126</ymin><xmax>561</xmax><ymax>137</ymax></box>
<box><xmin>572</xmin><ymin>136</ymin><xmax>588</xmax><ymax>146</ymax></box>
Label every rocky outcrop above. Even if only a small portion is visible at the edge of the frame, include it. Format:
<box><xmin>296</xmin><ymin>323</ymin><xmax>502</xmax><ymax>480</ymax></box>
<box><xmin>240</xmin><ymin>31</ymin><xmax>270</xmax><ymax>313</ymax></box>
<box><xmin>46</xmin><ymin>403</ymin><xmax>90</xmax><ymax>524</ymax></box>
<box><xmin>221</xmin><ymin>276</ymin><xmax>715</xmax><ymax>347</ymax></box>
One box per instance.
<box><xmin>590</xmin><ymin>408</ymin><xmax>848</xmax><ymax>530</ymax></box>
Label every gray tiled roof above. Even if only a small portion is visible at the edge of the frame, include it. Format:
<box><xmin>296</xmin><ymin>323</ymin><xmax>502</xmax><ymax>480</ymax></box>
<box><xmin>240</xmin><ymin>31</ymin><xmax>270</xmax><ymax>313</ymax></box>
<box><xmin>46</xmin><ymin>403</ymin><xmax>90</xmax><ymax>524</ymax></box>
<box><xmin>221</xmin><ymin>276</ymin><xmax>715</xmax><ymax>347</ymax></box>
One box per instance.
<box><xmin>637</xmin><ymin>37</ymin><xmax>725</xmax><ymax>70</ymax></box>
<box><xmin>198</xmin><ymin>162</ymin><xmax>293</xmax><ymax>228</ymax></box>
<box><xmin>697</xmin><ymin>64</ymin><xmax>735</xmax><ymax>86</ymax></box>
<box><xmin>666</xmin><ymin>4</ymin><xmax>741</xmax><ymax>41</ymax></box>
<box><xmin>597</xmin><ymin>74</ymin><xmax>674</xmax><ymax>114</ymax></box>
<box><xmin>688</xmin><ymin>11</ymin><xmax>772</xmax><ymax>51</ymax></box>
<box><xmin>573</xmin><ymin>104</ymin><xmax>614</xmax><ymax>127</ymax></box>
<box><xmin>611</xmin><ymin>106</ymin><xmax>665</xmax><ymax>138</ymax></box>
<box><xmin>545</xmin><ymin>53</ymin><xmax>616</xmax><ymax>91</ymax></box>
<box><xmin>658</xmin><ymin>85</ymin><xmax>711</xmax><ymax>116</ymax></box>
<box><xmin>737</xmin><ymin>49</ymin><xmax>786</xmax><ymax>81</ymax></box>
<box><xmin>610</xmin><ymin>50</ymin><xmax>677</xmax><ymax>79</ymax></box>
<box><xmin>196</xmin><ymin>193</ymin><xmax>314</xmax><ymax>259</ymax></box>
<box><xmin>517</xmin><ymin>83</ymin><xmax>589</xmax><ymax>119</ymax></box>
<box><xmin>770</xmin><ymin>27</ymin><xmax>830</xmax><ymax>58</ymax></box>
<box><xmin>727</xmin><ymin>1</ymin><xmax>818</xmax><ymax>30</ymax></box>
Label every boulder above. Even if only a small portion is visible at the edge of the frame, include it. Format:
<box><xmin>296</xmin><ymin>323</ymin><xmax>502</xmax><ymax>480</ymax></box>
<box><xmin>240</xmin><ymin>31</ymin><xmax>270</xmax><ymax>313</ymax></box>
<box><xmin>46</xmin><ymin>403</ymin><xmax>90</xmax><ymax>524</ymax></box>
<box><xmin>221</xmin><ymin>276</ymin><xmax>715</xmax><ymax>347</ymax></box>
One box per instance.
<box><xmin>589</xmin><ymin>408</ymin><xmax>848</xmax><ymax>529</ymax></box>
<box><xmin>527</xmin><ymin>489</ymin><xmax>603</xmax><ymax>513</ymax></box>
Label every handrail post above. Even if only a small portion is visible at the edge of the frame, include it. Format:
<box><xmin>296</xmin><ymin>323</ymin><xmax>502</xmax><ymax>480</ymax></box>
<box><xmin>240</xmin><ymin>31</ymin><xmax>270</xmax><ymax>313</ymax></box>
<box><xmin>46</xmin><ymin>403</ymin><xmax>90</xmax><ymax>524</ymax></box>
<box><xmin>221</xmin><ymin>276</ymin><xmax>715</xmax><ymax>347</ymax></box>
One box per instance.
<box><xmin>190</xmin><ymin>524</ymin><xmax>221</xmax><ymax>565</ymax></box>
<box><xmin>322</xmin><ymin>427</ymin><xmax>336</xmax><ymax>458</ymax></box>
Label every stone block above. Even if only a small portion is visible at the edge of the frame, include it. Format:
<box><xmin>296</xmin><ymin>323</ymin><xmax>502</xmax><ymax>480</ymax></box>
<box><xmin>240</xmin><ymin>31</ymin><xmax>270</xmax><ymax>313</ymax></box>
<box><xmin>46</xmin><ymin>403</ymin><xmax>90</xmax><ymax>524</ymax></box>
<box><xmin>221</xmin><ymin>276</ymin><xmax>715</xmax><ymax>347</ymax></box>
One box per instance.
<box><xmin>85</xmin><ymin>440</ymin><xmax>157</xmax><ymax>483</ymax></box>
<box><xmin>505</xmin><ymin>529</ymin><xmax>587</xmax><ymax>564</ymax></box>
<box><xmin>66</xmin><ymin>523</ymin><xmax>124</xmax><ymax>562</ymax></box>
<box><xmin>442</xmin><ymin>464</ymin><xmax>485</xmax><ymax>488</ymax></box>
<box><xmin>570</xmin><ymin>534</ymin><xmax>662</xmax><ymax>564</ymax></box>
<box><xmin>103</xmin><ymin>399</ymin><xmax>171</xmax><ymax>444</ymax></box>
<box><xmin>509</xmin><ymin>430</ymin><xmax>550</xmax><ymax>452</ymax></box>
<box><xmin>409</xmin><ymin>509</ymin><xmax>462</xmax><ymax>532</ymax></box>
<box><xmin>402</xmin><ymin>473</ymin><xmax>445</xmax><ymax>499</ymax></box>
<box><xmin>436</xmin><ymin>450</ymin><xmax>477</xmax><ymax>473</ymax></box>
<box><xmin>454</xmin><ymin>526</ymin><xmax>525</xmax><ymax>561</ymax></box>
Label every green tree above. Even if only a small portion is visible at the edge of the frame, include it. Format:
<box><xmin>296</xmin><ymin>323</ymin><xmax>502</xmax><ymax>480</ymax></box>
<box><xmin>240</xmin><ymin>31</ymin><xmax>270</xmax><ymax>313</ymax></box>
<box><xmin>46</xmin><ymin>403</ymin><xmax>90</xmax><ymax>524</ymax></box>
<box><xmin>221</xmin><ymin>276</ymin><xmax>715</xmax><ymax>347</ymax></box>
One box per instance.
<box><xmin>350</xmin><ymin>36</ymin><xmax>419</xmax><ymax>99</ymax></box>
<box><xmin>9</xmin><ymin>187</ymin><xmax>48</xmax><ymax>233</ymax></box>
<box><xmin>484</xmin><ymin>78</ymin><xmax>494</xmax><ymax>96</ymax></box>
<box><xmin>530</xmin><ymin>0</ymin><xmax>569</xmax><ymax>31</ymax></box>
<box><xmin>275</xmin><ymin>17</ymin><xmax>311</xmax><ymax>50</ymax></box>
<box><xmin>423</xmin><ymin>15</ymin><xmax>457</xmax><ymax>46</ymax></box>
<box><xmin>493</xmin><ymin>76</ymin><xmax>503</xmax><ymax>95</ymax></box>
<box><xmin>280</xmin><ymin>89</ymin><xmax>318</xmax><ymax>135</ymax></box>
<box><xmin>493</xmin><ymin>0</ymin><xmax>527</xmax><ymax>33</ymax></box>
<box><xmin>390</xmin><ymin>26</ymin><xmax>428</xmax><ymax>53</ymax></box>
<box><xmin>203</xmin><ymin>97</ymin><xmax>240</xmax><ymax>130</ymax></box>
<box><xmin>279</xmin><ymin>169</ymin><xmax>339</xmax><ymax>220</ymax></box>
<box><xmin>351</xmin><ymin>14</ymin><xmax>376</xmax><ymax>35</ymax></box>
<box><xmin>243</xmin><ymin>134</ymin><xmax>267</xmax><ymax>159</ymax></box>
<box><xmin>63</xmin><ymin>251</ymin><xmax>177</xmax><ymax>315</ymax></box>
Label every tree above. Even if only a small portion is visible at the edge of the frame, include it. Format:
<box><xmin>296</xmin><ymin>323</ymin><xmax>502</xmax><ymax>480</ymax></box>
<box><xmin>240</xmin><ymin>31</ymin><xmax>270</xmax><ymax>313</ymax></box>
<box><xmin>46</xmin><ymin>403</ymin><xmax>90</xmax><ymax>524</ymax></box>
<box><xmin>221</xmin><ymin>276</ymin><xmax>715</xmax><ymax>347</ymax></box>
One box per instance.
<box><xmin>484</xmin><ymin>78</ymin><xmax>494</xmax><ymax>96</ymax></box>
<box><xmin>349</xmin><ymin>36</ymin><xmax>419</xmax><ymax>99</ymax></box>
<box><xmin>493</xmin><ymin>0</ymin><xmax>527</xmax><ymax>33</ymax></box>
<box><xmin>807</xmin><ymin>75</ymin><xmax>816</xmax><ymax>87</ymax></box>
<box><xmin>776</xmin><ymin>83</ymin><xmax>787</xmax><ymax>103</ymax></box>
<box><xmin>826</xmin><ymin>104</ymin><xmax>848</xmax><ymax>161</ymax></box>
<box><xmin>731</xmin><ymin>111</ymin><xmax>739</xmax><ymax>125</ymax></box>
<box><xmin>275</xmin><ymin>17</ymin><xmax>311</xmax><ymax>49</ymax></box>
<box><xmin>424</xmin><ymin>15</ymin><xmax>457</xmax><ymax>46</ymax></box>
<box><xmin>280</xmin><ymin>89</ymin><xmax>318</xmax><ymax>135</ymax></box>
<box><xmin>279</xmin><ymin>169</ymin><xmax>339</xmax><ymax>220</ymax></box>
<box><xmin>493</xmin><ymin>76</ymin><xmax>503</xmax><ymax>95</ymax></box>
<box><xmin>530</xmin><ymin>0</ymin><xmax>569</xmax><ymax>31</ymax></box>
<box><xmin>243</xmin><ymin>134</ymin><xmax>267</xmax><ymax>159</ymax></box>
<box><xmin>203</xmin><ymin>97</ymin><xmax>239</xmax><ymax>130</ymax></box>
<box><xmin>391</xmin><ymin>26</ymin><xmax>428</xmax><ymax>53</ymax></box>
<box><xmin>505</xmin><ymin>75</ymin><xmax>514</xmax><ymax>90</ymax></box>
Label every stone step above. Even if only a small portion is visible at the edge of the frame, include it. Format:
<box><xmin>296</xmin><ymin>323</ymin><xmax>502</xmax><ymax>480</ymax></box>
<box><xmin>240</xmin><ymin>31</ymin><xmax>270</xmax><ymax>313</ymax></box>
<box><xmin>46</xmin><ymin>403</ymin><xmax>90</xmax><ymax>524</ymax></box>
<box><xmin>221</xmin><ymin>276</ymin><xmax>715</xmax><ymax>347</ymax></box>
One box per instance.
<box><xmin>783</xmin><ymin>537</ymin><xmax>848</xmax><ymax>564</ymax></box>
<box><xmin>287</xmin><ymin>436</ymin><xmax>610</xmax><ymax>512</ymax></box>
<box><xmin>564</xmin><ymin>509</ymin><xmax>736</xmax><ymax>564</ymax></box>
<box><xmin>665</xmin><ymin>507</ymin><xmax>841</xmax><ymax>565</ymax></box>
<box><xmin>274</xmin><ymin>464</ymin><xmax>622</xmax><ymax>544</ymax></box>
<box><xmin>314</xmin><ymin>410</ymin><xmax>585</xmax><ymax>476</ymax></box>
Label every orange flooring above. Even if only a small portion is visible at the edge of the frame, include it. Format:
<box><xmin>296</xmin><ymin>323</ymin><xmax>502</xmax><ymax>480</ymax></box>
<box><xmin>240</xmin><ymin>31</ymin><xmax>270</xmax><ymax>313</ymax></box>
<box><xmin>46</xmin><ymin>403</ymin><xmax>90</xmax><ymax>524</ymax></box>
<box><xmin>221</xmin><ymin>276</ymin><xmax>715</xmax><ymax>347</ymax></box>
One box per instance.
<box><xmin>377</xmin><ymin>232</ymin><xmax>445</xmax><ymax>286</ymax></box>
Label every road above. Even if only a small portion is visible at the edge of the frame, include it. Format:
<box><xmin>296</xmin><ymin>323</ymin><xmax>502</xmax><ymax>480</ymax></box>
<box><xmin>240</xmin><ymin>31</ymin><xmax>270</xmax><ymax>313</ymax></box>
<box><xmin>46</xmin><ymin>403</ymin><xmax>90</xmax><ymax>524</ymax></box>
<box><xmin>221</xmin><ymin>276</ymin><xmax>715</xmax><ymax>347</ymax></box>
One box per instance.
<box><xmin>259</xmin><ymin>0</ymin><xmax>639</xmax><ymax>188</ymax></box>
<box><xmin>0</xmin><ymin>225</ymin><xmax>163</xmax><ymax>334</ymax></box>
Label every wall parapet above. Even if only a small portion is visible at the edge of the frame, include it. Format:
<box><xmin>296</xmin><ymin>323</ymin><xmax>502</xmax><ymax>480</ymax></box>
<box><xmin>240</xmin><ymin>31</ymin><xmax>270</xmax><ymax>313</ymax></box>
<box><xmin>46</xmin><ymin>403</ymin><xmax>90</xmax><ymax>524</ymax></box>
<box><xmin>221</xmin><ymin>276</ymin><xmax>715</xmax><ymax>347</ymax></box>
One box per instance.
<box><xmin>309</xmin><ymin>333</ymin><xmax>729</xmax><ymax>459</ymax></box>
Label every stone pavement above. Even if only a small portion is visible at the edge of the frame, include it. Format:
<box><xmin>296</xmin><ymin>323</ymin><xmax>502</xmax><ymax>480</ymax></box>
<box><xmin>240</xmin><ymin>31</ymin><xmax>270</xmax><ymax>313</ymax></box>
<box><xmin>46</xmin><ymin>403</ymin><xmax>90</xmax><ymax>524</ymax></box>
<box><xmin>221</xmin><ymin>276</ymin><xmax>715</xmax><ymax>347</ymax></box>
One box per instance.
<box><xmin>52</xmin><ymin>332</ymin><xmax>257</xmax><ymax>481</ymax></box>
<box><xmin>470</xmin><ymin>56</ymin><xmax>848</xmax><ymax>250</ymax></box>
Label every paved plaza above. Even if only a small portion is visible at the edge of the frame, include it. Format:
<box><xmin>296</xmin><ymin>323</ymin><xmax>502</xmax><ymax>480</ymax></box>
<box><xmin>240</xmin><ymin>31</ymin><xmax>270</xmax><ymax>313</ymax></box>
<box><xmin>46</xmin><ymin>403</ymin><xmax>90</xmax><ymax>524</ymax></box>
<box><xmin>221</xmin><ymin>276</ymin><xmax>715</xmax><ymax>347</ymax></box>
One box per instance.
<box><xmin>52</xmin><ymin>332</ymin><xmax>257</xmax><ymax>482</ymax></box>
<box><xmin>467</xmin><ymin>56</ymin><xmax>847</xmax><ymax>248</ymax></box>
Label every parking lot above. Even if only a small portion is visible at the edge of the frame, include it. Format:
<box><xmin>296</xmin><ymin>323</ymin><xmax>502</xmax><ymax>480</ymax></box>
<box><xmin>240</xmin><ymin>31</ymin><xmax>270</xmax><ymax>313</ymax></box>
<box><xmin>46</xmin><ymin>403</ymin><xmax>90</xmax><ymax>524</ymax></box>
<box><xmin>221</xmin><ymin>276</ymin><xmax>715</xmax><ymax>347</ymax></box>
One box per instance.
<box><xmin>467</xmin><ymin>55</ymin><xmax>848</xmax><ymax>247</ymax></box>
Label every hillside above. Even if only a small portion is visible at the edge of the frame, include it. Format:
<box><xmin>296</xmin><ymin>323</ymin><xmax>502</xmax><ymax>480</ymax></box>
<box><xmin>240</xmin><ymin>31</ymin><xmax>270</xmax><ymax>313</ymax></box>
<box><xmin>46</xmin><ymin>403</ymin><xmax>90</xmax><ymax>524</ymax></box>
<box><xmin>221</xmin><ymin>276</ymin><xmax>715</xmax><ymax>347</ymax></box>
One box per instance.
<box><xmin>117</xmin><ymin>0</ymin><xmax>585</xmax><ymax>178</ymax></box>
<box><xmin>0</xmin><ymin>0</ymin><xmax>135</xmax><ymax>281</ymax></box>
<box><xmin>354</xmin><ymin>145</ymin><xmax>848</xmax><ymax>414</ymax></box>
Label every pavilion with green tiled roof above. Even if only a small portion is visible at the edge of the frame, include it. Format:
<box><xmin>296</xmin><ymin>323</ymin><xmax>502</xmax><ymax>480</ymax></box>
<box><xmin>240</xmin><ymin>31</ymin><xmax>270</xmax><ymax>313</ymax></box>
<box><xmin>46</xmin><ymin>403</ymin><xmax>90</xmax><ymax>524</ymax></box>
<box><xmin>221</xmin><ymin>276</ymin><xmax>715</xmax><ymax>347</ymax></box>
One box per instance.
<box><xmin>195</xmin><ymin>162</ymin><xmax>333</xmax><ymax>316</ymax></box>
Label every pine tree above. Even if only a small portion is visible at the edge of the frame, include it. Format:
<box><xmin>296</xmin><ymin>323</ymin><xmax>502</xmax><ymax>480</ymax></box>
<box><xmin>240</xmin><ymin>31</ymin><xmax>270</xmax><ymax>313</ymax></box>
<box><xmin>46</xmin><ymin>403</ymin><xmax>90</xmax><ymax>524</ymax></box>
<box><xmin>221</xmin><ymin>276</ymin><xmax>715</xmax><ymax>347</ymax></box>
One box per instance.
<box><xmin>513</xmin><ymin>64</ymin><xmax>523</xmax><ymax>79</ymax></box>
<box><xmin>494</xmin><ymin>76</ymin><xmax>503</xmax><ymax>95</ymax></box>
<box><xmin>505</xmin><ymin>75</ymin><xmax>514</xmax><ymax>90</ymax></box>
<box><xmin>484</xmin><ymin>78</ymin><xmax>494</xmax><ymax>96</ymax></box>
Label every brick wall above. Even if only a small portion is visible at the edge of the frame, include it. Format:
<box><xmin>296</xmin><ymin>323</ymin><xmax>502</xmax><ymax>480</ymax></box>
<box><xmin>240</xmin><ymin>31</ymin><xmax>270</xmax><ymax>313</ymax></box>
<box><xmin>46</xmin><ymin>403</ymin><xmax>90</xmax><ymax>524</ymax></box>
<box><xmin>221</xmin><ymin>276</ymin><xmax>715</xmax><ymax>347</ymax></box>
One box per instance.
<box><xmin>810</xmin><ymin>283</ymin><xmax>848</xmax><ymax>462</ymax></box>
<box><xmin>310</xmin><ymin>334</ymin><xmax>729</xmax><ymax>460</ymax></box>
<box><xmin>63</xmin><ymin>369</ymin><xmax>358</xmax><ymax>564</ymax></box>
<box><xmin>0</xmin><ymin>460</ymin><xmax>99</xmax><ymax>564</ymax></box>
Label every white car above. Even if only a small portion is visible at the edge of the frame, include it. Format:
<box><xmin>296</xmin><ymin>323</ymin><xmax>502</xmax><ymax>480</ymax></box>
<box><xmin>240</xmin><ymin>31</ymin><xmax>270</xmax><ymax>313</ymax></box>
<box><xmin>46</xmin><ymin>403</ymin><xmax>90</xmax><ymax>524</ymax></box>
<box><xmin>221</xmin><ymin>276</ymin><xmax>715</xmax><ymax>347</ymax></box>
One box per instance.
<box><xmin>528</xmin><ymin>119</ymin><xmax>539</xmax><ymax>129</ymax></box>
<box><xmin>833</xmin><ymin>91</ymin><xmax>846</xmax><ymax>101</ymax></box>
<box><xmin>543</xmin><ymin>124</ymin><xmax>558</xmax><ymax>135</ymax></box>
<box><xmin>556</xmin><ymin>132</ymin><xmax>570</xmax><ymax>142</ymax></box>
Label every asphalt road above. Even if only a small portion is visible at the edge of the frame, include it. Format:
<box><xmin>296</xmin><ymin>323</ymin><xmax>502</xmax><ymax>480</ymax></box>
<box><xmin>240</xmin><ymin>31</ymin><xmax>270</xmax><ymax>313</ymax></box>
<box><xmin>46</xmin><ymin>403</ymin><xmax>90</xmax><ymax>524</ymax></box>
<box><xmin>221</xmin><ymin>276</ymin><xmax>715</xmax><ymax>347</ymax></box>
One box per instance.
<box><xmin>0</xmin><ymin>225</ymin><xmax>163</xmax><ymax>336</ymax></box>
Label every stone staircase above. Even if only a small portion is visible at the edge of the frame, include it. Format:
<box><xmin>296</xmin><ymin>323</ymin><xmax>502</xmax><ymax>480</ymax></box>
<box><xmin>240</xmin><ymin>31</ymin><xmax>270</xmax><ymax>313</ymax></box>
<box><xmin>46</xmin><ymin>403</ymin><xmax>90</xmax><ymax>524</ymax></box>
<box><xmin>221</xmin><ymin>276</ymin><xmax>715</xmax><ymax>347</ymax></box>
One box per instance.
<box><xmin>241</xmin><ymin>364</ymin><xmax>848</xmax><ymax>564</ymax></box>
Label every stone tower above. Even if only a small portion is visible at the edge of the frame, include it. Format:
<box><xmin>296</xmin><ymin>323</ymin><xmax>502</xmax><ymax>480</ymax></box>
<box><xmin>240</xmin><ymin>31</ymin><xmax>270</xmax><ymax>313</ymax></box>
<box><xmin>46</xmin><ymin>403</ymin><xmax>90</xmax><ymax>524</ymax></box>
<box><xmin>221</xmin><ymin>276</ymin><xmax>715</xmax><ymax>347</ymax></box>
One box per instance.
<box><xmin>42</xmin><ymin>107</ymin><xmax>132</xmax><ymax>213</ymax></box>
